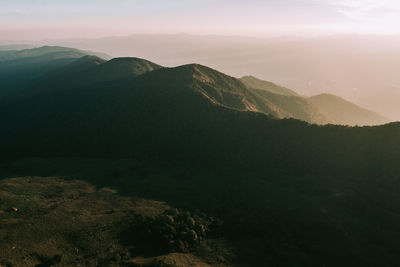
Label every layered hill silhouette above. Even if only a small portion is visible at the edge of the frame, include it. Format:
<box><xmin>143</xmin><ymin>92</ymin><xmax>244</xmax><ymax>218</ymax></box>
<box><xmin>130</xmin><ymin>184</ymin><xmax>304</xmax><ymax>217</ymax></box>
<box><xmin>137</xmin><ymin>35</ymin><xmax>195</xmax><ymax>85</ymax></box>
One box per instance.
<box><xmin>51</xmin><ymin>34</ymin><xmax>400</xmax><ymax>119</ymax></box>
<box><xmin>310</xmin><ymin>93</ymin><xmax>389</xmax><ymax>126</ymax></box>
<box><xmin>0</xmin><ymin>47</ymin><xmax>389</xmax><ymax>126</ymax></box>
<box><xmin>241</xmin><ymin>75</ymin><xmax>389</xmax><ymax>126</ymax></box>
<box><xmin>0</xmin><ymin>45</ymin><xmax>108</xmax><ymax>61</ymax></box>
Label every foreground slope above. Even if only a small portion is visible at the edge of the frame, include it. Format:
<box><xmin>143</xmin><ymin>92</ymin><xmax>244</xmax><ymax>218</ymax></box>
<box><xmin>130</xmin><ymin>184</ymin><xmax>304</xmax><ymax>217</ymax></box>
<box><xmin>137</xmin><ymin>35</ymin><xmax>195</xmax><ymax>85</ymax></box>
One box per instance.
<box><xmin>0</xmin><ymin>177</ymin><xmax>227</xmax><ymax>266</ymax></box>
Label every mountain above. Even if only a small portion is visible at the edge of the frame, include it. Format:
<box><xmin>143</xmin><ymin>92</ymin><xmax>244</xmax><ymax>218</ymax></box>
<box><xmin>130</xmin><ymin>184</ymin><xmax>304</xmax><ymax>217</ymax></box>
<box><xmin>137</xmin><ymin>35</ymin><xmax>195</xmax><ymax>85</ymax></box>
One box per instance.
<box><xmin>251</xmin><ymin>88</ymin><xmax>329</xmax><ymax>124</ymax></box>
<box><xmin>240</xmin><ymin>75</ymin><xmax>298</xmax><ymax>96</ymax></box>
<box><xmin>0</xmin><ymin>47</ymin><xmax>389</xmax><ymax>128</ymax></box>
<box><xmin>0</xmin><ymin>54</ymin><xmax>398</xmax><ymax>172</ymax></box>
<box><xmin>241</xmin><ymin>76</ymin><xmax>388</xmax><ymax>126</ymax></box>
<box><xmin>46</xmin><ymin>34</ymin><xmax>400</xmax><ymax>119</ymax></box>
<box><xmin>2</xmin><ymin>51</ymin><xmax>400</xmax><ymax>266</ymax></box>
<box><xmin>0</xmin><ymin>45</ymin><xmax>109</xmax><ymax>61</ymax></box>
<box><xmin>60</xmin><ymin>55</ymin><xmax>107</xmax><ymax>73</ymax></box>
<box><xmin>0</xmin><ymin>46</ymin><xmax>110</xmax><ymax>103</ymax></box>
<box><xmin>310</xmin><ymin>93</ymin><xmax>390</xmax><ymax>126</ymax></box>
<box><xmin>239</xmin><ymin>75</ymin><xmax>329</xmax><ymax>124</ymax></box>
<box><xmin>93</xmin><ymin>57</ymin><xmax>163</xmax><ymax>80</ymax></box>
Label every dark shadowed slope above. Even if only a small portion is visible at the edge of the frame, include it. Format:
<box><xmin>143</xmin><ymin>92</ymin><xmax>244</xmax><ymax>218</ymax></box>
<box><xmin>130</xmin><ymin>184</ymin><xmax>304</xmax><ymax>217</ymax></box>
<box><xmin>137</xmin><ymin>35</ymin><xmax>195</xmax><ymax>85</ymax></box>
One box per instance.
<box><xmin>0</xmin><ymin>46</ymin><xmax>111</xmax><ymax>101</ymax></box>
<box><xmin>37</xmin><ymin>56</ymin><xmax>162</xmax><ymax>86</ymax></box>
<box><xmin>310</xmin><ymin>93</ymin><xmax>390</xmax><ymax>126</ymax></box>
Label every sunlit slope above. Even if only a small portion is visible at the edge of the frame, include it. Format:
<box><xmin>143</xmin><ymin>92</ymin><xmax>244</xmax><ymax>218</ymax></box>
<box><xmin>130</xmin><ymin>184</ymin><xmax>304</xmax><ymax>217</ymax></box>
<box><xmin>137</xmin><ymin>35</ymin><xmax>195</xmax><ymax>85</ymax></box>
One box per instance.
<box><xmin>310</xmin><ymin>93</ymin><xmax>389</xmax><ymax>126</ymax></box>
<box><xmin>240</xmin><ymin>75</ymin><xmax>298</xmax><ymax>96</ymax></box>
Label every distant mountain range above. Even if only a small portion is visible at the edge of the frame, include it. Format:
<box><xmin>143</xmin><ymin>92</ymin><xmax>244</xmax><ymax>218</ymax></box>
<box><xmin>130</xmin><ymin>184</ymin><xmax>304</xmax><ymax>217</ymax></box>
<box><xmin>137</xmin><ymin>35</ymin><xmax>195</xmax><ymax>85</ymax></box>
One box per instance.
<box><xmin>309</xmin><ymin>93</ymin><xmax>389</xmax><ymax>126</ymax></box>
<box><xmin>0</xmin><ymin>45</ymin><xmax>109</xmax><ymax>62</ymax></box>
<box><xmin>39</xmin><ymin>34</ymin><xmax>400</xmax><ymax>120</ymax></box>
<box><xmin>0</xmin><ymin>44</ymin><xmax>36</xmax><ymax>51</ymax></box>
<box><xmin>0</xmin><ymin>46</ymin><xmax>388</xmax><ymax>126</ymax></box>
<box><xmin>240</xmin><ymin>76</ymin><xmax>388</xmax><ymax>126</ymax></box>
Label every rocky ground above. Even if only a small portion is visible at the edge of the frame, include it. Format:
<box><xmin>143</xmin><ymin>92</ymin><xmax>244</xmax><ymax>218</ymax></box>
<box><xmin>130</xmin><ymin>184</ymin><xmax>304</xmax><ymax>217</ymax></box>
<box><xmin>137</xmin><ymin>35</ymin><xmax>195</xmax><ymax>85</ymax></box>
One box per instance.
<box><xmin>0</xmin><ymin>177</ymin><xmax>233</xmax><ymax>267</ymax></box>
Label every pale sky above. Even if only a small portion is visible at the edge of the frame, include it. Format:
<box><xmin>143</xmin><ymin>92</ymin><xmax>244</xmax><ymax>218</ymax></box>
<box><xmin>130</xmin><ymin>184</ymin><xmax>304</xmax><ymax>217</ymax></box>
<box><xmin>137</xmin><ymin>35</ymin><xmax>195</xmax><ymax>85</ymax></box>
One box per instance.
<box><xmin>1</xmin><ymin>0</ymin><xmax>400</xmax><ymax>40</ymax></box>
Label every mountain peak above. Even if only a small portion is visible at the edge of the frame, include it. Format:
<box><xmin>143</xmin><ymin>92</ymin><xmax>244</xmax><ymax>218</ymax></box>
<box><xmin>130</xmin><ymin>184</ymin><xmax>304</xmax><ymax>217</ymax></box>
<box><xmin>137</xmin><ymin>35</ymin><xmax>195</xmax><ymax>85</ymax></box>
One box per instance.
<box><xmin>71</xmin><ymin>55</ymin><xmax>106</xmax><ymax>67</ymax></box>
<box><xmin>95</xmin><ymin>57</ymin><xmax>163</xmax><ymax>80</ymax></box>
<box><xmin>178</xmin><ymin>63</ymin><xmax>219</xmax><ymax>84</ymax></box>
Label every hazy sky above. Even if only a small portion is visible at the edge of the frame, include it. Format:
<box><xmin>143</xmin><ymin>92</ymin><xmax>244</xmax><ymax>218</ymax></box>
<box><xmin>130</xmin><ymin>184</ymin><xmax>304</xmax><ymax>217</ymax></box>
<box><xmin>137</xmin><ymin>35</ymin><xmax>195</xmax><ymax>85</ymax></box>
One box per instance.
<box><xmin>1</xmin><ymin>0</ymin><xmax>400</xmax><ymax>40</ymax></box>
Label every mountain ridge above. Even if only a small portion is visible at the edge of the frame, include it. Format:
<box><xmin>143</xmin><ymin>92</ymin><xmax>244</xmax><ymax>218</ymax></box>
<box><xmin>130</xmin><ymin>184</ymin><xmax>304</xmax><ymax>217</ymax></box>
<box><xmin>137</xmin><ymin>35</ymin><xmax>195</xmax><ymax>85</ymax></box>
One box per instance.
<box><xmin>240</xmin><ymin>75</ymin><xmax>298</xmax><ymax>96</ymax></box>
<box><xmin>309</xmin><ymin>93</ymin><xmax>389</xmax><ymax>126</ymax></box>
<box><xmin>0</xmin><ymin>46</ymin><xmax>390</xmax><ymax>127</ymax></box>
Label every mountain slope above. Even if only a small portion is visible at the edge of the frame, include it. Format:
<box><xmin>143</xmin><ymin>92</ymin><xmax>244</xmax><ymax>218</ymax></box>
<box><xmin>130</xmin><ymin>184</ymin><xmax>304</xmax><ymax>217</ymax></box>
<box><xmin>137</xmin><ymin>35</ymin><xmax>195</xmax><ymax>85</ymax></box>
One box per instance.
<box><xmin>251</xmin><ymin>89</ymin><xmax>329</xmax><ymax>124</ymax></box>
<box><xmin>241</xmin><ymin>76</ymin><xmax>388</xmax><ymax>126</ymax></box>
<box><xmin>2</xmin><ymin>54</ymin><xmax>400</xmax><ymax>266</ymax></box>
<box><xmin>309</xmin><ymin>93</ymin><xmax>390</xmax><ymax>126</ymax></box>
<box><xmin>165</xmin><ymin>64</ymin><xmax>285</xmax><ymax>117</ymax></box>
<box><xmin>93</xmin><ymin>57</ymin><xmax>163</xmax><ymax>80</ymax></box>
<box><xmin>240</xmin><ymin>75</ymin><xmax>298</xmax><ymax>96</ymax></box>
<box><xmin>0</xmin><ymin>46</ymin><xmax>111</xmax><ymax>104</ymax></box>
